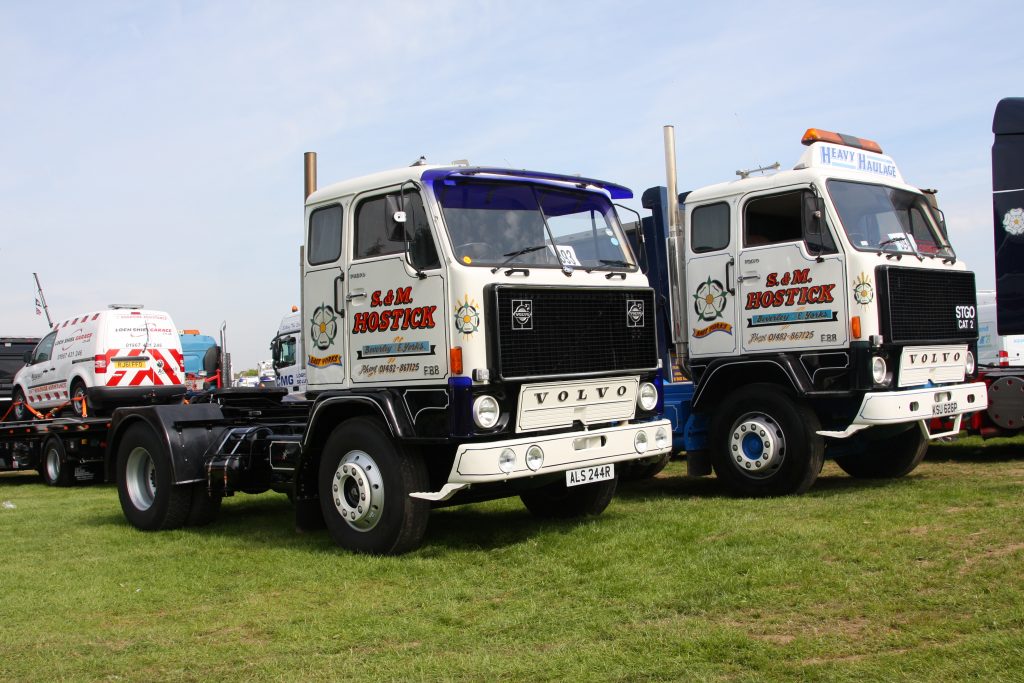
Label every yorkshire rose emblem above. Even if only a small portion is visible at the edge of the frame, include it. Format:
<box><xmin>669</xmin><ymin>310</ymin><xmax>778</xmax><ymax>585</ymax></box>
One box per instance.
<box><xmin>1004</xmin><ymin>207</ymin><xmax>1024</xmax><ymax>236</ymax></box>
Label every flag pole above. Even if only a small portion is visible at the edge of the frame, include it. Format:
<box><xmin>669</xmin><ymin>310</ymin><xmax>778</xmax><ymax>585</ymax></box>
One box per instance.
<box><xmin>33</xmin><ymin>272</ymin><xmax>53</xmax><ymax>328</ymax></box>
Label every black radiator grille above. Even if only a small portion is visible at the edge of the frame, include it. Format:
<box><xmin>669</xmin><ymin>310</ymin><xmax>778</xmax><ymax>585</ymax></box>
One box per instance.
<box><xmin>877</xmin><ymin>266</ymin><xmax>977</xmax><ymax>343</ymax></box>
<box><xmin>489</xmin><ymin>286</ymin><xmax>658</xmax><ymax>379</ymax></box>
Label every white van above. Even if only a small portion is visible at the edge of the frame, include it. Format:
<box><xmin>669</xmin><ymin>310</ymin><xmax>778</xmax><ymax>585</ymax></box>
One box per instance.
<box><xmin>10</xmin><ymin>306</ymin><xmax>186</xmax><ymax>419</ymax></box>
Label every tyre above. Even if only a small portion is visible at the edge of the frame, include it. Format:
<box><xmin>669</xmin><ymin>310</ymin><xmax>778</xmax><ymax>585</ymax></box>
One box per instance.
<box><xmin>833</xmin><ymin>425</ymin><xmax>928</xmax><ymax>479</ymax></box>
<box><xmin>619</xmin><ymin>453</ymin><xmax>671</xmax><ymax>482</ymax></box>
<box><xmin>40</xmin><ymin>436</ymin><xmax>74</xmax><ymax>487</ymax></box>
<box><xmin>710</xmin><ymin>383</ymin><xmax>824</xmax><ymax>497</ymax></box>
<box><xmin>318</xmin><ymin>417</ymin><xmax>430</xmax><ymax>555</ymax></box>
<box><xmin>116</xmin><ymin>423</ymin><xmax>192</xmax><ymax>530</ymax></box>
<box><xmin>69</xmin><ymin>379</ymin><xmax>89</xmax><ymax>417</ymax></box>
<box><xmin>10</xmin><ymin>387</ymin><xmax>29</xmax><ymax>421</ymax></box>
<box><xmin>186</xmin><ymin>482</ymin><xmax>222</xmax><ymax>526</ymax></box>
<box><xmin>520</xmin><ymin>474</ymin><xmax>618</xmax><ymax>518</ymax></box>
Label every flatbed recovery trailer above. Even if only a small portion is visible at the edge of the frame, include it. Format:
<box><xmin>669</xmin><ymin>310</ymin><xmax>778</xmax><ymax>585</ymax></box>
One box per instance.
<box><xmin>0</xmin><ymin>413</ymin><xmax>110</xmax><ymax>485</ymax></box>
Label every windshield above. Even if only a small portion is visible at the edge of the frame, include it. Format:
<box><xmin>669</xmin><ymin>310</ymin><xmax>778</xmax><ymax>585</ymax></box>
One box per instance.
<box><xmin>437</xmin><ymin>181</ymin><xmax>636</xmax><ymax>270</ymax></box>
<box><xmin>827</xmin><ymin>180</ymin><xmax>954</xmax><ymax>258</ymax></box>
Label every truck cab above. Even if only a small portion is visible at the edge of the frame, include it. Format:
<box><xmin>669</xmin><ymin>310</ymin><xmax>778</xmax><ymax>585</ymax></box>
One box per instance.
<box><xmin>649</xmin><ymin>128</ymin><xmax>987</xmax><ymax>495</ymax></box>
<box><xmin>270</xmin><ymin>309</ymin><xmax>305</xmax><ymax>395</ymax></box>
<box><xmin>299</xmin><ymin>163</ymin><xmax>671</xmax><ymax>528</ymax></box>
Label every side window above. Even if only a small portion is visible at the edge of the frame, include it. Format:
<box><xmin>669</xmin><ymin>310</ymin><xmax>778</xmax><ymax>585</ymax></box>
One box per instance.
<box><xmin>34</xmin><ymin>332</ymin><xmax>57</xmax><ymax>363</ymax></box>
<box><xmin>355</xmin><ymin>195</ymin><xmax>403</xmax><ymax>259</ymax></box>
<box><xmin>355</xmin><ymin>191</ymin><xmax>440</xmax><ymax>269</ymax></box>
<box><xmin>744</xmin><ymin>192</ymin><xmax>802</xmax><ymax>247</ymax></box>
<box><xmin>691</xmin><ymin>203</ymin><xmax>730</xmax><ymax>253</ymax></box>
<box><xmin>308</xmin><ymin>205</ymin><xmax>343</xmax><ymax>266</ymax></box>
<box><xmin>279</xmin><ymin>336</ymin><xmax>296</xmax><ymax>365</ymax></box>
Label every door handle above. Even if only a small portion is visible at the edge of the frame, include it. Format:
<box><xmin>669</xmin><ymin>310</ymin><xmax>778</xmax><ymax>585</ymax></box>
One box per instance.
<box><xmin>737</xmin><ymin>274</ymin><xmax>760</xmax><ymax>282</ymax></box>
<box><xmin>725</xmin><ymin>256</ymin><xmax>736</xmax><ymax>295</ymax></box>
<box><xmin>345</xmin><ymin>290</ymin><xmax>366</xmax><ymax>302</ymax></box>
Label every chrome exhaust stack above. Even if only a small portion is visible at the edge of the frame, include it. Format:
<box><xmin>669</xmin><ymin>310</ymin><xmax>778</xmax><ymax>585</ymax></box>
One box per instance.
<box><xmin>663</xmin><ymin>125</ymin><xmax>689</xmax><ymax>372</ymax></box>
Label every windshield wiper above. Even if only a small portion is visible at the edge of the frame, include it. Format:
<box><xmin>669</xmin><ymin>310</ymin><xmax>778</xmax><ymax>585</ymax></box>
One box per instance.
<box><xmin>491</xmin><ymin>244</ymin><xmax>549</xmax><ymax>274</ymax></box>
<box><xmin>585</xmin><ymin>258</ymin><xmax>632</xmax><ymax>273</ymax></box>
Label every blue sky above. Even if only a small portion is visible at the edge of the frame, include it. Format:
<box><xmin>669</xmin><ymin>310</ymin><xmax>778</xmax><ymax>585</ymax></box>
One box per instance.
<box><xmin>1</xmin><ymin>0</ymin><xmax>1020</xmax><ymax>370</ymax></box>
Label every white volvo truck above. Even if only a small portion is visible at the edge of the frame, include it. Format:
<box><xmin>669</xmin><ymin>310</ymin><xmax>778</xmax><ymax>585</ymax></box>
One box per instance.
<box><xmin>644</xmin><ymin>127</ymin><xmax>987</xmax><ymax>495</ymax></box>
<box><xmin>106</xmin><ymin>156</ymin><xmax>671</xmax><ymax>554</ymax></box>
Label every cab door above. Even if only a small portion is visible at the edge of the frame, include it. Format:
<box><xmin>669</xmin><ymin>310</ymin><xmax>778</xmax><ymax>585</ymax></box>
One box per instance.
<box><xmin>303</xmin><ymin>201</ymin><xmax>349</xmax><ymax>389</ymax></box>
<box><xmin>346</xmin><ymin>188</ymin><xmax>447</xmax><ymax>384</ymax></box>
<box><xmin>737</xmin><ymin>187</ymin><xmax>847</xmax><ymax>355</ymax></box>
<box><xmin>685</xmin><ymin>200</ymin><xmax>739</xmax><ymax>358</ymax></box>
<box><xmin>25</xmin><ymin>331</ymin><xmax>58</xmax><ymax>407</ymax></box>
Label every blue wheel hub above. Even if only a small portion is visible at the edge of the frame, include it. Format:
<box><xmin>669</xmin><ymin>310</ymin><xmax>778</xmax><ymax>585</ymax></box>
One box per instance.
<box><xmin>729</xmin><ymin>413</ymin><xmax>786</xmax><ymax>479</ymax></box>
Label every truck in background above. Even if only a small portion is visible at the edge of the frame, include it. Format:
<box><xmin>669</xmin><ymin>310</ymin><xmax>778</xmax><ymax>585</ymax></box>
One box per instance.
<box><xmin>270</xmin><ymin>307</ymin><xmax>306</xmax><ymax>396</ymax></box>
<box><xmin>637</xmin><ymin>125</ymin><xmax>985</xmax><ymax>495</ymax></box>
<box><xmin>103</xmin><ymin>155</ymin><xmax>671</xmax><ymax>555</ymax></box>
<box><xmin>932</xmin><ymin>98</ymin><xmax>1024</xmax><ymax>439</ymax></box>
<box><xmin>1</xmin><ymin>337</ymin><xmax>40</xmax><ymax>409</ymax></box>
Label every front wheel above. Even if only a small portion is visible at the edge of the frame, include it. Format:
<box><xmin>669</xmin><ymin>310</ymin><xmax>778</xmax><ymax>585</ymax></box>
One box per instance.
<box><xmin>318</xmin><ymin>417</ymin><xmax>430</xmax><ymax>555</ymax></box>
<box><xmin>116</xmin><ymin>423</ymin><xmax>192</xmax><ymax>530</ymax></box>
<box><xmin>10</xmin><ymin>387</ymin><xmax>29</xmax><ymax>421</ymax></box>
<box><xmin>710</xmin><ymin>384</ymin><xmax>824</xmax><ymax>497</ymax></box>
<box><xmin>520</xmin><ymin>474</ymin><xmax>618</xmax><ymax>518</ymax></box>
<box><xmin>40</xmin><ymin>436</ymin><xmax>74</xmax><ymax>486</ymax></box>
<box><xmin>833</xmin><ymin>425</ymin><xmax>928</xmax><ymax>479</ymax></box>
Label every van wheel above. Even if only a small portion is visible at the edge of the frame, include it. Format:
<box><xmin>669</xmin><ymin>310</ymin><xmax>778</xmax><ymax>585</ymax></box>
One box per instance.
<box><xmin>318</xmin><ymin>417</ymin><xmax>430</xmax><ymax>555</ymax></box>
<box><xmin>520</xmin><ymin>475</ymin><xmax>618</xmax><ymax>518</ymax></box>
<box><xmin>9</xmin><ymin>388</ymin><xmax>29</xmax><ymax>421</ymax></box>
<box><xmin>834</xmin><ymin>426</ymin><xmax>929</xmax><ymax>479</ymax></box>
<box><xmin>40</xmin><ymin>436</ymin><xmax>74</xmax><ymax>486</ymax></box>
<box><xmin>710</xmin><ymin>384</ymin><xmax>824</xmax><ymax>497</ymax></box>
<box><xmin>69</xmin><ymin>380</ymin><xmax>89</xmax><ymax>417</ymax></box>
<box><xmin>117</xmin><ymin>423</ymin><xmax>192</xmax><ymax>530</ymax></box>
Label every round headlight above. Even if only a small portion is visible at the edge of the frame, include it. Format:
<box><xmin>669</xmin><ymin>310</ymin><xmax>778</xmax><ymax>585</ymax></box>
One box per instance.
<box><xmin>965</xmin><ymin>350</ymin><xmax>976</xmax><ymax>376</ymax></box>
<box><xmin>637</xmin><ymin>382</ymin><xmax>658</xmax><ymax>411</ymax></box>
<box><xmin>473</xmin><ymin>394</ymin><xmax>500</xmax><ymax>429</ymax></box>
<box><xmin>498</xmin><ymin>448</ymin><xmax>516</xmax><ymax>474</ymax></box>
<box><xmin>655</xmin><ymin>427</ymin><xmax>669</xmax><ymax>449</ymax></box>
<box><xmin>871</xmin><ymin>356</ymin><xmax>887</xmax><ymax>384</ymax></box>
<box><xmin>634</xmin><ymin>430</ymin><xmax>649</xmax><ymax>454</ymax></box>
<box><xmin>525</xmin><ymin>445</ymin><xmax>544</xmax><ymax>471</ymax></box>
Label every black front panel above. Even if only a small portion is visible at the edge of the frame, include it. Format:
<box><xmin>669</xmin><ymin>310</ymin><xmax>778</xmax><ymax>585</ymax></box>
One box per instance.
<box><xmin>876</xmin><ymin>266</ymin><xmax>977</xmax><ymax>343</ymax></box>
<box><xmin>489</xmin><ymin>286</ymin><xmax>658</xmax><ymax>380</ymax></box>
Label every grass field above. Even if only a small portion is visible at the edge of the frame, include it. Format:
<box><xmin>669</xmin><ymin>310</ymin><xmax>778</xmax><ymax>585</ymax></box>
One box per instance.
<box><xmin>1</xmin><ymin>436</ymin><xmax>1023</xmax><ymax>682</ymax></box>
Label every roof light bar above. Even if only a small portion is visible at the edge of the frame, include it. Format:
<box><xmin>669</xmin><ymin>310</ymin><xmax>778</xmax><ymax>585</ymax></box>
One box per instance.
<box><xmin>801</xmin><ymin>128</ymin><xmax>883</xmax><ymax>154</ymax></box>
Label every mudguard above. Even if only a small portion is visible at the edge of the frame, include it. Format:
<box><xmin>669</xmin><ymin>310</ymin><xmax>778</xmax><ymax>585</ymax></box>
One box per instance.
<box><xmin>107</xmin><ymin>403</ymin><xmax>228</xmax><ymax>485</ymax></box>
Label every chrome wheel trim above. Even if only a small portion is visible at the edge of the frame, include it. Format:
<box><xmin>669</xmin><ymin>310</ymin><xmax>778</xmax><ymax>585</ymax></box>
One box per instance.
<box><xmin>125</xmin><ymin>446</ymin><xmax>157</xmax><ymax>511</ymax></box>
<box><xmin>330</xmin><ymin>450</ymin><xmax>385</xmax><ymax>532</ymax></box>
<box><xmin>728</xmin><ymin>412</ymin><xmax>786</xmax><ymax>480</ymax></box>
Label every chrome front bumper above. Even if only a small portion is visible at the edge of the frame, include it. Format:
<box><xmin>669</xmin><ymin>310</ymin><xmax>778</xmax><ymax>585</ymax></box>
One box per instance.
<box><xmin>410</xmin><ymin>419</ymin><xmax>673</xmax><ymax>501</ymax></box>
<box><xmin>818</xmin><ymin>381</ymin><xmax>987</xmax><ymax>439</ymax></box>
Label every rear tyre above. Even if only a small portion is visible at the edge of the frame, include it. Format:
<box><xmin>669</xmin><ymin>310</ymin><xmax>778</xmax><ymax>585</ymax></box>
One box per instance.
<box><xmin>40</xmin><ymin>436</ymin><xmax>74</xmax><ymax>487</ymax></box>
<box><xmin>318</xmin><ymin>417</ymin><xmax>430</xmax><ymax>555</ymax></box>
<box><xmin>710</xmin><ymin>384</ymin><xmax>824</xmax><ymax>497</ymax></box>
<box><xmin>833</xmin><ymin>425</ymin><xmax>929</xmax><ymax>479</ymax></box>
<box><xmin>186</xmin><ymin>483</ymin><xmax>222</xmax><ymax>526</ymax></box>
<box><xmin>116</xmin><ymin>423</ymin><xmax>192</xmax><ymax>530</ymax></box>
<box><xmin>10</xmin><ymin>387</ymin><xmax>28</xmax><ymax>421</ymax></box>
<box><xmin>520</xmin><ymin>475</ymin><xmax>618</xmax><ymax>518</ymax></box>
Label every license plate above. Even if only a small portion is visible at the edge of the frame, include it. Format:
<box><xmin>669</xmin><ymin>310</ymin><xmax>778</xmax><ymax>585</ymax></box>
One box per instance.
<box><xmin>114</xmin><ymin>360</ymin><xmax>146</xmax><ymax>368</ymax></box>
<box><xmin>565</xmin><ymin>463</ymin><xmax>615</xmax><ymax>487</ymax></box>
<box><xmin>932</xmin><ymin>401</ymin><xmax>958</xmax><ymax>416</ymax></box>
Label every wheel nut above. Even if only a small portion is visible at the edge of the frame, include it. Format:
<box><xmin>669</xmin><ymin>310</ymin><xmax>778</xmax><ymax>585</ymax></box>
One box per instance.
<box><xmin>358</xmin><ymin>506</ymin><xmax>363</xmax><ymax>513</ymax></box>
<box><xmin>759</xmin><ymin>430</ymin><xmax>766</xmax><ymax>437</ymax></box>
<box><xmin>333</xmin><ymin>485</ymin><xmax>338</xmax><ymax>492</ymax></box>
